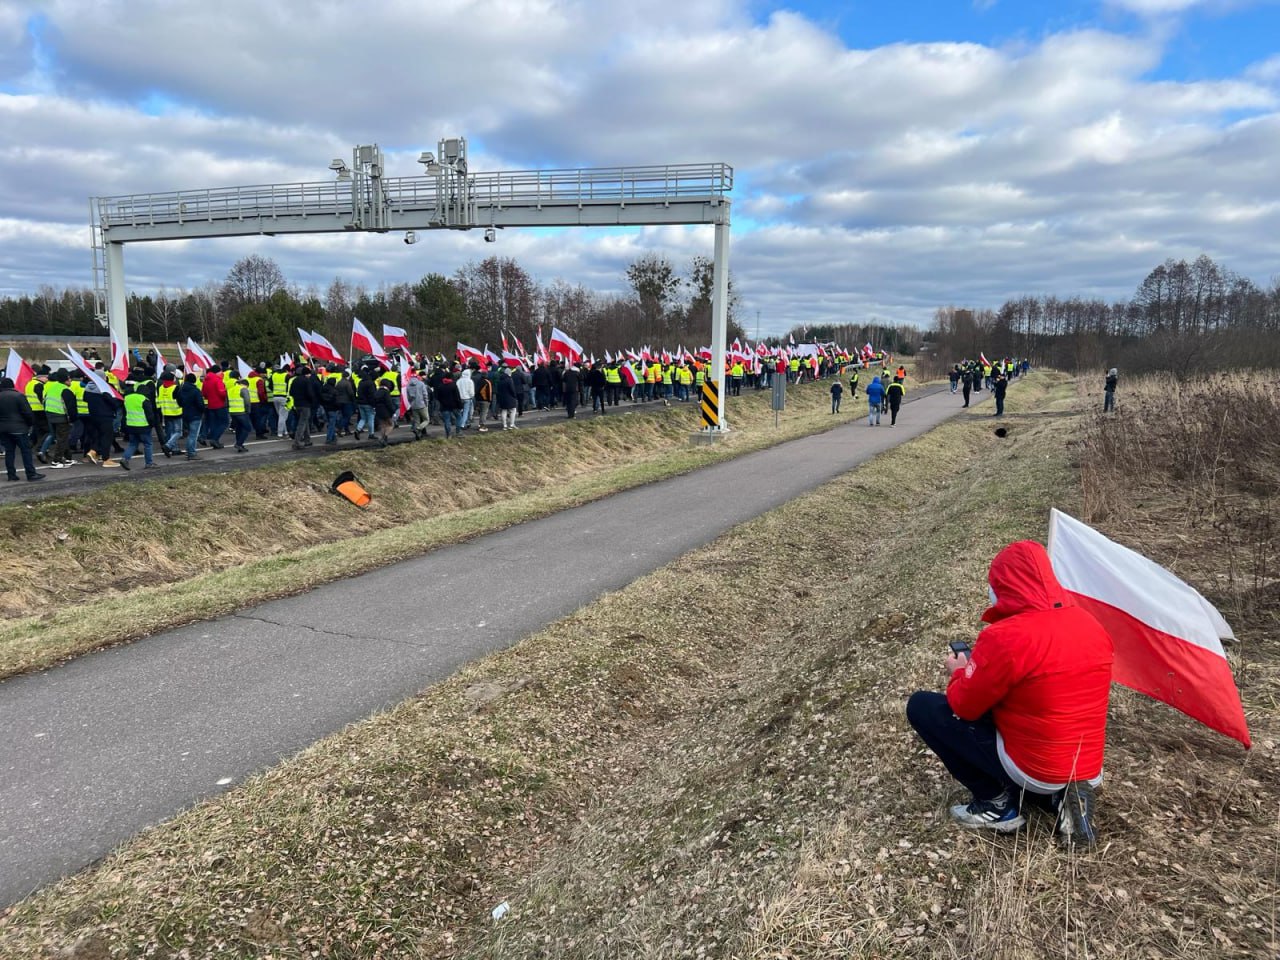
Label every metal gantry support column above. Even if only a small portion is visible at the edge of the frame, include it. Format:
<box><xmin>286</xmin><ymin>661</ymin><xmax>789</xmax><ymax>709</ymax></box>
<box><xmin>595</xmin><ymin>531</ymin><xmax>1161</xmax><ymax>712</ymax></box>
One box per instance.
<box><xmin>708</xmin><ymin>212</ymin><xmax>731</xmax><ymax>430</ymax></box>
<box><xmin>105</xmin><ymin>241</ymin><xmax>128</xmax><ymax>357</ymax></box>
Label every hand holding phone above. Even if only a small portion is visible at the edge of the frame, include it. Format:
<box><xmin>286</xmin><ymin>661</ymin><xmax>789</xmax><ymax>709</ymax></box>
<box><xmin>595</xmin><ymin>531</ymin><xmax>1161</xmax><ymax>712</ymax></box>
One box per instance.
<box><xmin>946</xmin><ymin>640</ymin><xmax>971</xmax><ymax>674</ymax></box>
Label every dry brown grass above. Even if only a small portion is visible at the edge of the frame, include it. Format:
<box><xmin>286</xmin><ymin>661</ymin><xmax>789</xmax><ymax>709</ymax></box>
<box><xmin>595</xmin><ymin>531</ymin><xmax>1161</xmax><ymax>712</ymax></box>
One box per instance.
<box><xmin>12</xmin><ymin>371</ymin><xmax>1261</xmax><ymax>959</ymax></box>
<box><xmin>0</xmin><ymin>372</ymin><xmax>927</xmax><ymax>679</ymax></box>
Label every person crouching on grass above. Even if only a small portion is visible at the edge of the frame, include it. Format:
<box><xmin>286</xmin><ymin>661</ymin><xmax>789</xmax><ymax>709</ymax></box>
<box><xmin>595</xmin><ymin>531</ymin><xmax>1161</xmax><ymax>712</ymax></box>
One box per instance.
<box><xmin>906</xmin><ymin>540</ymin><xmax>1113</xmax><ymax>847</ymax></box>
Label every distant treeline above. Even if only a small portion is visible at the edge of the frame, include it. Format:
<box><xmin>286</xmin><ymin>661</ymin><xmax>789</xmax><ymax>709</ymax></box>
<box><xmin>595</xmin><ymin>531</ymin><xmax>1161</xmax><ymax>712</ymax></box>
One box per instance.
<box><xmin>927</xmin><ymin>255</ymin><xmax>1280</xmax><ymax>374</ymax></box>
<box><xmin>0</xmin><ymin>252</ymin><xmax>747</xmax><ymax>363</ymax></box>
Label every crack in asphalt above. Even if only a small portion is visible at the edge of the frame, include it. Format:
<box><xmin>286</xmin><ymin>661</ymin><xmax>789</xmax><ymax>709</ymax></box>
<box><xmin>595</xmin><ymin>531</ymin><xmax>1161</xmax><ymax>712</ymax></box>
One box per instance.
<box><xmin>229</xmin><ymin>613</ymin><xmax>428</xmax><ymax>650</ymax></box>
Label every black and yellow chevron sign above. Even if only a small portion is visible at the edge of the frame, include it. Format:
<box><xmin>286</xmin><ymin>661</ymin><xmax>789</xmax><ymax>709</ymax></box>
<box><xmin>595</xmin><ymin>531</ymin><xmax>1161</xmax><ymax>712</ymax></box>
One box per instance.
<box><xmin>700</xmin><ymin>378</ymin><xmax>720</xmax><ymax>428</ymax></box>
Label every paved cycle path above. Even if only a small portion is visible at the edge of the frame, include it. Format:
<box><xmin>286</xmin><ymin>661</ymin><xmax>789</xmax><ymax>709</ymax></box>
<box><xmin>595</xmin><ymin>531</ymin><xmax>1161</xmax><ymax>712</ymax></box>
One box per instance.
<box><xmin>0</xmin><ymin>385</ymin><xmax>988</xmax><ymax>906</ymax></box>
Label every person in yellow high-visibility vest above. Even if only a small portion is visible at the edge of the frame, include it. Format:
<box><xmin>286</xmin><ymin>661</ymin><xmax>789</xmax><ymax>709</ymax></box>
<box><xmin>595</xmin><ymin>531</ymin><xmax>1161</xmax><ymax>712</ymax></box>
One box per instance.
<box><xmin>118</xmin><ymin>384</ymin><xmax>157</xmax><ymax>470</ymax></box>
<box><xmin>156</xmin><ymin>371</ymin><xmax>183</xmax><ymax>457</ymax></box>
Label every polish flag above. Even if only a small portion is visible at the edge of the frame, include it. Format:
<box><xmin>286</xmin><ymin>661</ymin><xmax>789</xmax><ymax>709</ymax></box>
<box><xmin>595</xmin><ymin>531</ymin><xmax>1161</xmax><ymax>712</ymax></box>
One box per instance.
<box><xmin>500</xmin><ymin>330</ymin><xmax>510</xmax><ymax>354</ymax></box>
<box><xmin>456</xmin><ymin>341</ymin><xmax>484</xmax><ymax>363</ymax></box>
<box><xmin>501</xmin><ymin>350</ymin><xmax>525</xmax><ymax>369</ymax></box>
<box><xmin>109</xmin><ymin>326</ymin><xmax>131</xmax><ymax>381</ymax></box>
<box><xmin>484</xmin><ymin>346</ymin><xmax>501</xmax><ymax>369</ymax></box>
<box><xmin>185</xmin><ymin>337</ymin><xmax>214</xmax><ymax>372</ymax></box>
<box><xmin>383</xmin><ymin>324</ymin><xmax>411</xmax><ymax>354</ymax></box>
<box><xmin>62</xmin><ymin>345</ymin><xmax>122</xmax><ymax>399</ymax></box>
<box><xmin>310</xmin><ymin>331</ymin><xmax>345</xmax><ymax>365</ymax></box>
<box><xmin>620</xmin><ymin>362</ymin><xmax>640</xmax><ymax>387</ymax></box>
<box><xmin>351</xmin><ymin>318</ymin><xmax>389</xmax><ymax>362</ymax></box>
<box><xmin>5</xmin><ymin>348</ymin><xmax>34</xmax><ymax>392</ymax></box>
<box><xmin>398</xmin><ymin>355</ymin><xmax>412</xmax><ymax>418</ymax></box>
<box><xmin>979</xmin><ymin>351</ymin><xmax>991</xmax><ymax>367</ymax></box>
<box><xmin>548</xmin><ymin>326</ymin><xmax>583</xmax><ymax>363</ymax></box>
<box><xmin>1047</xmin><ymin>509</ymin><xmax>1250</xmax><ymax>749</ymax></box>
<box><xmin>513</xmin><ymin>333</ymin><xmax>527</xmax><ymax>358</ymax></box>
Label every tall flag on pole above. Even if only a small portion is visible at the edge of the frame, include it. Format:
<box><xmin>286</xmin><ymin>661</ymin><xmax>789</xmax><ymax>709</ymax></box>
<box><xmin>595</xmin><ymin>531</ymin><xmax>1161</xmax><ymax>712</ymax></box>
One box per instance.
<box><xmin>62</xmin><ymin>345</ymin><xmax>122</xmax><ymax>399</ymax></box>
<box><xmin>620</xmin><ymin>362</ymin><xmax>640</xmax><ymax>387</ymax></box>
<box><xmin>383</xmin><ymin>324</ymin><xmax>411</xmax><ymax>354</ymax></box>
<box><xmin>184</xmin><ymin>337</ymin><xmax>214</xmax><ymax>372</ymax></box>
<box><xmin>152</xmin><ymin>344</ymin><xmax>167</xmax><ymax>380</ymax></box>
<box><xmin>109</xmin><ymin>326</ymin><xmax>130</xmax><ymax>382</ymax></box>
<box><xmin>548</xmin><ymin>326</ymin><xmax>583</xmax><ymax>363</ymax></box>
<box><xmin>5</xmin><ymin>348</ymin><xmax>34</xmax><ymax>392</ymax></box>
<box><xmin>456</xmin><ymin>342</ymin><xmax>484</xmax><ymax>364</ymax></box>
<box><xmin>398</xmin><ymin>354</ymin><xmax>412</xmax><ymax>418</ymax></box>
<box><xmin>236</xmin><ymin>356</ymin><xmax>253</xmax><ymax>379</ymax></box>
<box><xmin>1047</xmin><ymin>509</ymin><xmax>1251</xmax><ymax>749</ymax></box>
<box><xmin>535</xmin><ymin>326</ymin><xmax>549</xmax><ymax>364</ymax></box>
<box><xmin>351</xmin><ymin>317</ymin><xmax>389</xmax><ymax>362</ymax></box>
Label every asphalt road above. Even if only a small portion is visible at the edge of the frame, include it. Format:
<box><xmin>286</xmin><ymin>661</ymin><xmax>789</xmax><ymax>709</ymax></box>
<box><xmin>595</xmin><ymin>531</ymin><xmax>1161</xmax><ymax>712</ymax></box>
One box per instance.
<box><xmin>0</xmin><ymin>384</ymin><xmax>988</xmax><ymax>906</ymax></box>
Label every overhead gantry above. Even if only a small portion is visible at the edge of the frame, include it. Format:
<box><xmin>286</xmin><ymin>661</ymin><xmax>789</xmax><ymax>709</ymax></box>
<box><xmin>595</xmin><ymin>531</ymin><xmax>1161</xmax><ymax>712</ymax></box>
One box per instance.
<box><xmin>90</xmin><ymin>138</ymin><xmax>735</xmax><ymax>428</ymax></box>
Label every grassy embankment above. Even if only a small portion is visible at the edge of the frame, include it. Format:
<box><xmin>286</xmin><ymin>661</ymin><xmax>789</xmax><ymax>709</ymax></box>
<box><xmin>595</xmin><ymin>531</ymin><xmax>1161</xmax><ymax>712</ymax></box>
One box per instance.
<box><xmin>3</xmin><ymin>370</ymin><xmax>1271</xmax><ymax>958</ymax></box>
<box><xmin>0</xmin><ymin>370</ymin><xmax>933</xmax><ymax>680</ymax></box>
<box><xmin>8</xmin><ymin>369</ymin><xmax>1273</xmax><ymax>960</ymax></box>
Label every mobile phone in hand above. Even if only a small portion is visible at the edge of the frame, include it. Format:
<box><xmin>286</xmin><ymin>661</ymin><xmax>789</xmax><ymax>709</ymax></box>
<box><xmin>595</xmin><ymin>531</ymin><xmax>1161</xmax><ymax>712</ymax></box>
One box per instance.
<box><xmin>949</xmin><ymin>640</ymin><xmax>971</xmax><ymax>658</ymax></box>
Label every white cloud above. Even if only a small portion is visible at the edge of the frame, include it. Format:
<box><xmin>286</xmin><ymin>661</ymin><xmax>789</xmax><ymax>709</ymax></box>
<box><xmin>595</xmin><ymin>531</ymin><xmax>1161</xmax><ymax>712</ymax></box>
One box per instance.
<box><xmin>0</xmin><ymin>1</ymin><xmax>1276</xmax><ymax>333</ymax></box>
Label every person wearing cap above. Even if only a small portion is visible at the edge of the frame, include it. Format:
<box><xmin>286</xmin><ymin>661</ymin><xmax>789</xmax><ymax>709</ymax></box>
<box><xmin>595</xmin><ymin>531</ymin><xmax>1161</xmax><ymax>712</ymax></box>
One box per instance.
<box><xmin>1103</xmin><ymin>367</ymin><xmax>1118</xmax><ymax>413</ymax></box>
<box><xmin>288</xmin><ymin>366</ymin><xmax>320</xmax><ymax>449</ymax></box>
<box><xmin>228</xmin><ymin>374</ymin><xmax>253</xmax><ymax>453</ymax></box>
<box><xmin>118</xmin><ymin>380</ymin><xmax>158</xmax><ymax>470</ymax></box>
<box><xmin>0</xmin><ymin>376</ymin><xmax>45</xmax><ymax>482</ymax></box>
<box><xmin>175</xmin><ymin>373</ymin><xmax>206</xmax><ymax>460</ymax></box>
<box><xmin>40</xmin><ymin>370</ymin><xmax>76</xmax><ymax>467</ymax></box>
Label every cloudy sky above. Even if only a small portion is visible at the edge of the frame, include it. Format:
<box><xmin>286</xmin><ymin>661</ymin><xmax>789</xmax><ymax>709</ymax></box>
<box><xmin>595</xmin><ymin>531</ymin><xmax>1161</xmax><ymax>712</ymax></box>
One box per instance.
<box><xmin>1</xmin><ymin>0</ymin><xmax>1278</xmax><ymax>334</ymax></box>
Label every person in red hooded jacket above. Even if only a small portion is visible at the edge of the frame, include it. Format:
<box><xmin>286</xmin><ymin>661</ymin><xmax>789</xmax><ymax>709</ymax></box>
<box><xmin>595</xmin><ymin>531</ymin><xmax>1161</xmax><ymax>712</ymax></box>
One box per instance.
<box><xmin>907</xmin><ymin>540</ymin><xmax>1113</xmax><ymax>846</ymax></box>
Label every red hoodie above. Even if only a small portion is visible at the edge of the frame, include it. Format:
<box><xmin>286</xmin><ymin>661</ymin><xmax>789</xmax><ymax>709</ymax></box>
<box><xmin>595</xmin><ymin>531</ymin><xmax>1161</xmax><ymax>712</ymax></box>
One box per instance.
<box><xmin>947</xmin><ymin>540</ymin><xmax>1114</xmax><ymax>784</ymax></box>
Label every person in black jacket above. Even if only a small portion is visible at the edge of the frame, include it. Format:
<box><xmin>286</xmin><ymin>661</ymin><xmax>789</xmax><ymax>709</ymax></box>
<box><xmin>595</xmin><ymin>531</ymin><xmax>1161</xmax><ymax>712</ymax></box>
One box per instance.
<box><xmin>372</xmin><ymin>378</ymin><xmax>396</xmax><ymax>447</ymax></box>
<box><xmin>961</xmin><ymin>367</ymin><xmax>972</xmax><ymax>408</ymax></box>
<box><xmin>560</xmin><ymin>364</ymin><xmax>581</xmax><ymax>419</ymax></box>
<box><xmin>82</xmin><ymin>381</ymin><xmax>120</xmax><ymax>467</ymax></box>
<box><xmin>0</xmin><ymin>377</ymin><xmax>44</xmax><ymax>481</ymax></box>
<box><xmin>434</xmin><ymin>371</ymin><xmax>463</xmax><ymax>438</ymax></box>
<box><xmin>531</xmin><ymin>361</ymin><xmax>551</xmax><ymax>410</ymax></box>
<box><xmin>496</xmin><ymin>367</ymin><xmax>519</xmax><ymax>429</ymax></box>
<box><xmin>1103</xmin><ymin>368</ymin><xmax>1118</xmax><ymax>413</ymax></box>
<box><xmin>586</xmin><ymin>362</ymin><xmax>607</xmax><ymax>414</ymax></box>
<box><xmin>288</xmin><ymin>366</ymin><xmax>319</xmax><ymax>449</ymax></box>
<box><xmin>993</xmin><ymin>370</ymin><xmax>1008</xmax><ymax>417</ymax></box>
<box><xmin>175</xmin><ymin>373</ymin><xmax>206</xmax><ymax>459</ymax></box>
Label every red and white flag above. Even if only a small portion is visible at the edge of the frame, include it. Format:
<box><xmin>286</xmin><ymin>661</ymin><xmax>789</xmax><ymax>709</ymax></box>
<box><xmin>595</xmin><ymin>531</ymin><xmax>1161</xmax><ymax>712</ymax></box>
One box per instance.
<box><xmin>152</xmin><ymin>344</ymin><xmax>167</xmax><ymax>380</ymax></box>
<box><xmin>1048</xmin><ymin>509</ymin><xmax>1250</xmax><ymax>748</ymax></box>
<box><xmin>979</xmin><ymin>351</ymin><xmax>991</xmax><ymax>367</ymax></box>
<box><xmin>5</xmin><ymin>348</ymin><xmax>34</xmax><ymax>392</ymax></box>
<box><xmin>513</xmin><ymin>333</ymin><xmax>527</xmax><ymax>358</ymax></box>
<box><xmin>548</xmin><ymin>326</ymin><xmax>582</xmax><ymax>363</ymax></box>
<box><xmin>535</xmin><ymin>326</ymin><xmax>549</xmax><ymax>364</ymax></box>
<box><xmin>311</xmin><ymin>330</ymin><xmax>345</xmax><ymax>365</ymax></box>
<box><xmin>62</xmin><ymin>345</ymin><xmax>122</xmax><ymax>399</ymax></box>
<box><xmin>383</xmin><ymin>324</ymin><xmax>411</xmax><ymax>354</ymax></box>
<box><xmin>456</xmin><ymin>341</ymin><xmax>484</xmax><ymax>364</ymax></box>
<box><xmin>351</xmin><ymin>318</ymin><xmax>389</xmax><ymax>362</ymax></box>
<box><xmin>398</xmin><ymin>355</ymin><xmax>412</xmax><ymax>418</ymax></box>
<box><xmin>184</xmin><ymin>337</ymin><xmax>214</xmax><ymax>372</ymax></box>
<box><xmin>620</xmin><ymin>362</ymin><xmax>640</xmax><ymax>387</ymax></box>
<box><xmin>109</xmin><ymin>326</ymin><xmax>130</xmax><ymax>382</ymax></box>
<box><xmin>501</xmin><ymin>349</ymin><xmax>525</xmax><ymax>369</ymax></box>
<box><xmin>483</xmin><ymin>345</ymin><xmax>501</xmax><ymax>369</ymax></box>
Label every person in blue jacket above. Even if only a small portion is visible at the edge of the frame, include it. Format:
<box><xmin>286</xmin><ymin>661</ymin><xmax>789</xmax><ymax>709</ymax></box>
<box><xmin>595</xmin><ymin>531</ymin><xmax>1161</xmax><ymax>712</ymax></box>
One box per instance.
<box><xmin>865</xmin><ymin>376</ymin><xmax>885</xmax><ymax>426</ymax></box>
